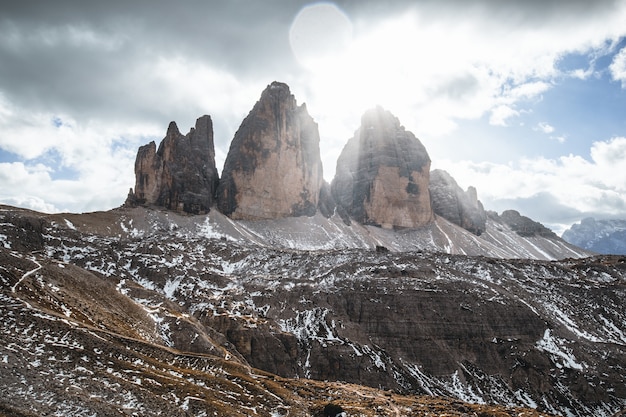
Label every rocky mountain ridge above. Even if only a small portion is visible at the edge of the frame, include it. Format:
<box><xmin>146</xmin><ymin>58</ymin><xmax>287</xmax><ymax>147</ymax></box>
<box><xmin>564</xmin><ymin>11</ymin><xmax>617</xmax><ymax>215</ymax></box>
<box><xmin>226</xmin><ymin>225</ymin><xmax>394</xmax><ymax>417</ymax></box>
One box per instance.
<box><xmin>124</xmin><ymin>81</ymin><xmax>581</xmax><ymax>259</ymax></box>
<box><xmin>0</xmin><ymin>204</ymin><xmax>624</xmax><ymax>416</ymax></box>
<box><xmin>562</xmin><ymin>217</ymin><xmax>626</xmax><ymax>255</ymax></box>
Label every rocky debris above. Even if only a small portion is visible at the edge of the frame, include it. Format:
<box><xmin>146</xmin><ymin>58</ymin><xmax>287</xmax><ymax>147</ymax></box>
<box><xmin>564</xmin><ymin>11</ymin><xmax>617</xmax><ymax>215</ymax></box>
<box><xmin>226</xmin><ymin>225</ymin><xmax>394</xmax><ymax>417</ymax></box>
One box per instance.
<box><xmin>0</xmin><ymin>205</ymin><xmax>622</xmax><ymax>416</ymax></box>
<box><xmin>126</xmin><ymin>115</ymin><xmax>219</xmax><ymax>214</ymax></box>
<box><xmin>562</xmin><ymin>217</ymin><xmax>626</xmax><ymax>255</ymax></box>
<box><xmin>216</xmin><ymin>81</ymin><xmax>324</xmax><ymax>220</ymax></box>
<box><xmin>331</xmin><ymin>107</ymin><xmax>434</xmax><ymax>229</ymax></box>
<box><xmin>429</xmin><ymin>169</ymin><xmax>487</xmax><ymax>235</ymax></box>
<box><xmin>494</xmin><ymin>210</ymin><xmax>557</xmax><ymax>238</ymax></box>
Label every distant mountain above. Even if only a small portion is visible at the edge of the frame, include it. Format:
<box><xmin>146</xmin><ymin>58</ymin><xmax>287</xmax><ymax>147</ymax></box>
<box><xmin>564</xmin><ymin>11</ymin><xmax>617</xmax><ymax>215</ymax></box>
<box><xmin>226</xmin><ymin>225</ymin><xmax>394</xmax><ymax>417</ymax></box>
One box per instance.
<box><xmin>562</xmin><ymin>217</ymin><xmax>626</xmax><ymax>255</ymax></box>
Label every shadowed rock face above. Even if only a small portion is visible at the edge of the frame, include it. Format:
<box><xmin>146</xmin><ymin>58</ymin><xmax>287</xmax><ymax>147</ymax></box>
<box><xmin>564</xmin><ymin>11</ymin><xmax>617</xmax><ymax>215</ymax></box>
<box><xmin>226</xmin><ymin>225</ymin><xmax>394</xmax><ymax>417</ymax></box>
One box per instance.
<box><xmin>429</xmin><ymin>169</ymin><xmax>487</xmax><ymax>235</ymax></box>
<box><xmin>496</xmin><ymin>209</ymin><xmax>557</xmax><ymax>238</ymax></box>
<box><xmin>331</xmin><ymin>107</ymin><xmax>433</xmax><ymax>229</ymax></box>
<box><xmin>126</xmin><ymin>115</ymin><xmax>219</xmax><ymax>214</ymax></box>
<box><xmin>217</xmin><ymin>81</ymin><xmax>324</xmax><ymax>220</ymax></box>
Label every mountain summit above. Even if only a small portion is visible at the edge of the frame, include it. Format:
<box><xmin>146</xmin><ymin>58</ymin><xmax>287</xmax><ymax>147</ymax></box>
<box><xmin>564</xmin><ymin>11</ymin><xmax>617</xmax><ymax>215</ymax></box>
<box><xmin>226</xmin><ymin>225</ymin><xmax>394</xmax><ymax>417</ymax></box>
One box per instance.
<box><xmin>216</xmin><ymin>81</ymin><xmax>324</xmax><ymax>220</ymax></box>
<box><xmin>331</xmin><ymin>106</ymin><xmax>434</xmax><ymax>229</ymax></box>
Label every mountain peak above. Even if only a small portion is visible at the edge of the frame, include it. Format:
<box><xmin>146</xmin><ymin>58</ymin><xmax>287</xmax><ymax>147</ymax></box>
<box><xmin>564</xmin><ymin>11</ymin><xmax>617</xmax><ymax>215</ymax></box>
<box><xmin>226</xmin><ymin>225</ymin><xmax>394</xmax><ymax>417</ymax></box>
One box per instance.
<box><xmin>216</xmin><ymin>81</ymin><xmax>323</xmax><ymax>219</ymax></box>
<box><xmin>166</xmin><ymin>121</ymin><xmax>180</xmax><ymax>137</ymax></box>
<box><xmin>331</xmin><ymin>107</ymin><xmax>433</xmax><ymax>229</ymax></box>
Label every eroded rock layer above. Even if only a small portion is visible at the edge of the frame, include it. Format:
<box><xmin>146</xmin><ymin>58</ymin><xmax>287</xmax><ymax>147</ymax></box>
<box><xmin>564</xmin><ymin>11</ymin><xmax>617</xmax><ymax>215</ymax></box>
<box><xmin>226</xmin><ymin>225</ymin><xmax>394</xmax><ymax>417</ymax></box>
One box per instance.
<box><xmin>429</xmin><ymin>169</ymin><xmax>487</xmax><ymax>235</ymax></box>
<box><xmin>331</xmin><ymin>107</ymin><xmax>434</xmax><ymax>228</ymax></box>
<box><xmin>216</xmin><ymin>82</ymin><xmax>324</xmax><ymax>220</ymax></box>
<box><xmin>126</xmin><ymin>115</ymin><xmax>219</xmax><ymax>214</ymax></box>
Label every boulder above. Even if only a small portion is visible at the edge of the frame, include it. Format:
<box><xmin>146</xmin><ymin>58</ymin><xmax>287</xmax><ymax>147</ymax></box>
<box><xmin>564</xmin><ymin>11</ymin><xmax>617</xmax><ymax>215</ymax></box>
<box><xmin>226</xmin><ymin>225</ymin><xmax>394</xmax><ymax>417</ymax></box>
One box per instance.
<box><xmin>429</xmin><ymin>169</ymin><xmax>487</xmax><ymax>235</ymax></box>
<box><xmin>126</xmin><ymin>115</ymin><xmax>219</xmax><ymax>214</ymax></box>
<box><xmin>331</xmin><ymin>107</ymin><xmax>433</xmax><ymax>229</ymax></box>
<box><xmin>216</xmin><ymin>81</ymin><xmax>324</xmax><ymax>220</ymax></box>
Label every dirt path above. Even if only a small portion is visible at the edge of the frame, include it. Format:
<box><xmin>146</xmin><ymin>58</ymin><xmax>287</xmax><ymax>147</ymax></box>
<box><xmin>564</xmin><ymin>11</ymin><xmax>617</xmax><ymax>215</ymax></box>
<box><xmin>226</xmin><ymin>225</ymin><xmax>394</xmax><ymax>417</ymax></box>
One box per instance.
<box><xmin>10</xmin><ymin>255</ymin><xmax>41</xmax><ymax>294</ymax></box>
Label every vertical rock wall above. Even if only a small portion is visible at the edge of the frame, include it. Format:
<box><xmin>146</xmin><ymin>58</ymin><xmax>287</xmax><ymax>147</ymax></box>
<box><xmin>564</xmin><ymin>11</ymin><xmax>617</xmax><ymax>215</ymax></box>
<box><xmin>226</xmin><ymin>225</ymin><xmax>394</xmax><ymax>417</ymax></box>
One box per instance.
<box><xmin>331</xmin><ymin>107</ymin><xmax>434</xmax><ymax>229</ymax></box>
<box><xmin>429</xmin><ymin>169</ymin><xmax>487</xmax><ymax>235</ymax></box>
<box><xmin>216</xmin><ymin>82</ymin><xmax>324</xmax><ymax>220</ymax></box>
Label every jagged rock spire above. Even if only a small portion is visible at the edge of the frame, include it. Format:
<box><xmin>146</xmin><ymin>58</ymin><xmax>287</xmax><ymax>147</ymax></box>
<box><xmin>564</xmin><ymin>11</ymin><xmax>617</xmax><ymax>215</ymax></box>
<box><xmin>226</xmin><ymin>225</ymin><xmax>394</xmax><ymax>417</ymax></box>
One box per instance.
<box><xmin>126</xmin><ymin>115</ymin><xmax>219</xmax><ymax>214</ymax></box>
<box><xmin>216</xmin><ymin>81</ymin><xmax>324</xmax><ymax>220</ymax></box>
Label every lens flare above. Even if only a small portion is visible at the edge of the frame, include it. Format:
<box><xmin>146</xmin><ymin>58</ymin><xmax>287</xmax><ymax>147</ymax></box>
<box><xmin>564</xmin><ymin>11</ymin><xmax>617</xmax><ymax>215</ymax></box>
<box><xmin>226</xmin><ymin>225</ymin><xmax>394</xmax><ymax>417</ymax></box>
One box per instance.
<box><xmin>289</xmin><ymin>2</ymin><xmax>353</xmax><ymax>69</ymax></box>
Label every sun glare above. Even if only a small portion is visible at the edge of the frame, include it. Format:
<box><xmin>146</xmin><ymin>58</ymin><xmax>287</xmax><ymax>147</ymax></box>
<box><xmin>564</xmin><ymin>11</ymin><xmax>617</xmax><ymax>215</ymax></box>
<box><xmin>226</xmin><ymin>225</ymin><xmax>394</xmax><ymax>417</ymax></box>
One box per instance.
<box><xmin>288</xmin><ymin>5</ymin><xmax>483</xmax><ymax>140</ymax></box>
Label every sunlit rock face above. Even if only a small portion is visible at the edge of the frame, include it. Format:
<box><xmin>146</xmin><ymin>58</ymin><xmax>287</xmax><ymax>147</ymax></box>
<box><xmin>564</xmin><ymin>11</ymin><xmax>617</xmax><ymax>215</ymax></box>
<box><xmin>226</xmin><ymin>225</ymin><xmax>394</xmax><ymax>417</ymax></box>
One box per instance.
<box><xmin>331</xmin><ymin>107</ymin><xmax>434</xmax><ymax>228</ymax></box>
<box><xmin>126</xmin><ymin>115</ymin><xmax>219</xmax><ymax>214</ymax></box>
<box><xmin>429</xmin><ymin>169</ymin><xmax>487</xmax><ymax>235</ymax></box>
<box><xmin>217</xmin><ymin>82</ymin><xmax>324</xmax><ymax>220</ymax></box>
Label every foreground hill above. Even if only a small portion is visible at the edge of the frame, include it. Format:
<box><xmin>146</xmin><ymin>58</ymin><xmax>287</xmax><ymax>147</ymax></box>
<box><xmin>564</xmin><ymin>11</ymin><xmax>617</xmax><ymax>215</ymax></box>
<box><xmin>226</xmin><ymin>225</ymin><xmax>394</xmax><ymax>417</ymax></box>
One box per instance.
<box><xmin>1</xmin><ymin>204</ymin><xmax>624</xmax><ymax>416</ymax></box>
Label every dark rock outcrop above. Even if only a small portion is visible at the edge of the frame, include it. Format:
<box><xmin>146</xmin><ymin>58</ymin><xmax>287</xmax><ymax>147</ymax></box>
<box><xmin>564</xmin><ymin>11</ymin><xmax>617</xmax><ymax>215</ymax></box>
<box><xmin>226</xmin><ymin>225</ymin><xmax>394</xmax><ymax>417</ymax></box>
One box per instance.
<box><xmin>317</xmin><ymin>181</ymin><xmax>337</xmax><ymax>219</ymax></box>
<box><xmin>126</xmin><ymin>115</ymin><xmax>219</xmax><ymax>214</ymax></box>
<box><xmin>331</xmin><ymin>107</ymin><xmax>433</xmax><ymax>229</ymax></box>
<box><xmin>494</xmin><ymin>209</ymin><xmax>557</xmax><ymax>238</ymax></box>
<box><xmin>429</xmin><ymin>169</ymin><xmax>487</xmax><ymax>235</ymax></box>
<box><xmin>216</xmin><ymin>82</ymin><xmax>324</xmax><ymax>220</ymax></box>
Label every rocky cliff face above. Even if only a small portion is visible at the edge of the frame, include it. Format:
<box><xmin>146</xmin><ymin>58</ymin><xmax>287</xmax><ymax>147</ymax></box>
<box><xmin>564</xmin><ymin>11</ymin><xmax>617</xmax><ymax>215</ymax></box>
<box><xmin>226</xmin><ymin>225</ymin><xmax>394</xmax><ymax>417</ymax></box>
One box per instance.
<box><xmin>562</xmin><ymin>217</ymin><xmax>626</xmax><ymax>255</ymax></box>
<box><xmin>216</xmin><ymin>82</ymin><xmax>324</xmax><ymax>220</ymax></box>
<box><xmin>126</xmin><ymin>115</ymin><xmax>219</xmax><ymax>214</ymax></box>
<box><xmin>331</xmin><ymin>107</ymin><xmax>434</xmax><ymax>229</ymax></box>
<box><xmin>429</xmin><ymin>169</ymin><xmax>487</xmax><ymax>235</ymax></box>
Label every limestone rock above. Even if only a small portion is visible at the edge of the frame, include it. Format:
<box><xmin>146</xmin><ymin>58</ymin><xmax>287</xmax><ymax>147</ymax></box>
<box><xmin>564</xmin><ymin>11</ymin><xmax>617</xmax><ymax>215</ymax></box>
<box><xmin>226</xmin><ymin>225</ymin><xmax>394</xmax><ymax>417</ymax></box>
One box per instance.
<box><xmin>331</xmin><ymin>107</ymin><xmax>433</xmax><ymax>229</ymax></box>
<box><xmin>126</xmin><ymin>115</ymin><xmax>219</xmax><ymax>214</ymax></box>
<box><xmin>216</xmin><ymin>82</ymin><xmax>324</xmax><ymax>220</ymax></box>
<box><xmin>429</xmin><ymin>169</ymin><xmax>487</xmax><ymax>235</ymax></box>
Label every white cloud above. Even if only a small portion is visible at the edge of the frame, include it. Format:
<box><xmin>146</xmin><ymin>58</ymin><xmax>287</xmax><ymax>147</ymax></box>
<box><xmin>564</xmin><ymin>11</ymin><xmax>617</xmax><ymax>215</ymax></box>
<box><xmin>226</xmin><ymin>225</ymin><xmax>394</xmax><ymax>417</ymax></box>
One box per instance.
<box><xmin>0</xmin><ymin>108</ymin><xmax>159</xmax><ymax>212</ymax></box>
<box><xmin>438</xmin><ymin>136</ymin><xmax>626</xmax><ymax>232</ymax></box>
<box><xmin>550</xmin><ymin>135</ymin><xmax>567</xmax><ymax>144</ymax></box>
<box><xmin>609</xmin><ymin>47</ymin><xmax>626</xmax><ymax>87</ymax></box>
<box><xmin>536</xmin><ymin>122</ymin><xmax>555</xmax><ymax>134</ymax></box>
<box><xmin>489</xmin><ymin>105</ymin><xmax>519</xmax><ymax>126</ymax></box>
<box><xmin>3</xmin><ymin>2</ymin><xmax>626</xmax><ymax>215</ymax></box>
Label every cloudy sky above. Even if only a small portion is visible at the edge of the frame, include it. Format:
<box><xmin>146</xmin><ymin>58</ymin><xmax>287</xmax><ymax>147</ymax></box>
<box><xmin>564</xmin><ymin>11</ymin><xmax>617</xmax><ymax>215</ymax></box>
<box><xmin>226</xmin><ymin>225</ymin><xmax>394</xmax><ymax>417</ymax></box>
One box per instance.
<box><xmin>2</xmin><ymin>0</ymin><xmax>626</xmax><ymax>234</ymax></box>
